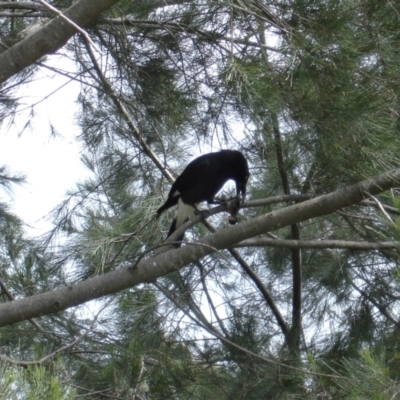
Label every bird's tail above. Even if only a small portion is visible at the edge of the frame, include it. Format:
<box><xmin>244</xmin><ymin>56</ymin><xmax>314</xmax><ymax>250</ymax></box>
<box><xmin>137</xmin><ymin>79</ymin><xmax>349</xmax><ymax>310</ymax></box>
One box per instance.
<box><xmin>156</xmin><ymin>196</ymin><xmax>179</xmax><ymax>218</ymax></box>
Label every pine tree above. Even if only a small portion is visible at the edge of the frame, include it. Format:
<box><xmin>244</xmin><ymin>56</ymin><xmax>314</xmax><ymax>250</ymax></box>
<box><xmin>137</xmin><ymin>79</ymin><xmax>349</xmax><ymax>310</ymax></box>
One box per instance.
<box><xmin>2</xmin><ymin>0</ymin><xmax>400</xmax><ymax>398</ymax></box>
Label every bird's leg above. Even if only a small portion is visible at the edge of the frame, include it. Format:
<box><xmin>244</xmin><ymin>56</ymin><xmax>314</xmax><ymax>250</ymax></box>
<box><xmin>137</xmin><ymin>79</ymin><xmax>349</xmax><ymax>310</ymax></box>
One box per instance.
<box><xmin>192</xmin><ymin>203</ymin><xmax>210</xmax><ymax>219</ymax></box>
<box><xmin>194</xmin><ymin>209</ymin><xmax>210</xmax><ymax>219</ymax></box>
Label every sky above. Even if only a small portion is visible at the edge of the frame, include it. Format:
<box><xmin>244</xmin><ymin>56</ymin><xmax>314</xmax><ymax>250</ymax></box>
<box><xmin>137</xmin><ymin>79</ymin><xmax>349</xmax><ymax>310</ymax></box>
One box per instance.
<box><xmin>0</xmin><ymin>46</ymin><xmax>253</xmax><ymax>238</ymax></box>
<box><xmin>0</xmin><ymin>56</ymin><xmax>89</xmax><ymax>236</ymax></box>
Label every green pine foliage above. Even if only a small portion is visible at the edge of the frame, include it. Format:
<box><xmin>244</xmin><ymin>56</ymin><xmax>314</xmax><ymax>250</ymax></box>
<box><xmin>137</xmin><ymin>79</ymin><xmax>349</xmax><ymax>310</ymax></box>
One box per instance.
<box><xmin>3</xmin><ymin>0</ymin><xmax>400</xmax><ymax>398</ymax></box>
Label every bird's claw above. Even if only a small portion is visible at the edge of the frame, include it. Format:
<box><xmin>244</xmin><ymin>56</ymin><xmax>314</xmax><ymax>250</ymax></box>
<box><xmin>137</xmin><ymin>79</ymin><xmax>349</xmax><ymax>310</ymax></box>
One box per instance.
<box><xmin>213</xmin><ymin>194</ymin><xmax>237</xmax><ymax>204</ymax></box>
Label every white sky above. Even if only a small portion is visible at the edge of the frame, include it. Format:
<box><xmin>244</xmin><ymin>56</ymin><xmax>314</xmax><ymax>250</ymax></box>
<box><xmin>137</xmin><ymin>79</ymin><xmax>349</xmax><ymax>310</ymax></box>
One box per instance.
<box><xmin>0</xmin><ymin>56</ymin><xmax>88</xmax><ymax>236</ymax></box>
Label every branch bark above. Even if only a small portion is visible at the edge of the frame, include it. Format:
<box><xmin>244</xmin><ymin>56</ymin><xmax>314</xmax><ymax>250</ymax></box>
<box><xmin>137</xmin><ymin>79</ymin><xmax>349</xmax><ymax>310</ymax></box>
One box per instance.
<box><xmin>0</xmin><ymin>2</ymin><xmax>47</xmax><ymax>11</ymax></box>
<box><xmin>234</xmin><ymin>238</ymin><xmax>400</xmax><ymax>250</ymax></box>
<box><xmin>0</xmin><ymin>167</ymin><xmax>399</xmax><ymax>327</ymax></box>
<box><xmin>270</xmin><ymin>111</ymin><xmax>302</xmax><ymax>353</ymax></box>
<box><xmin>0</xmin><ymin>0</ymin><xmax>121</xmax><ymax>84</ymax></box>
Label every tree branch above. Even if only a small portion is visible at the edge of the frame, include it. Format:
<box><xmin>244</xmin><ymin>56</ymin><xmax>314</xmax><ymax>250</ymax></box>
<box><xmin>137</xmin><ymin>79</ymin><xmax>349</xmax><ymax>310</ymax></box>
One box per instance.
<box><xmin>0</xmin><ymin>167</ymin><xmax>399</xmax><ymax>327</ymax></box>
<box><xmin>270</xmin><ymin>111</ymin><xmax>302</xmax><ymax>354</ymax></box>
<box><xmin>0</xmin><ymin>1</ymin><xmax>47</xmax><ymax>11</ymax></box>
<box><xmin>0</xmin><ymin>298</ymin><xmax>108</xmax><ymax>366</ymax></box>
<box><xmin>234</xmin><ymin>238</ymin><xmax>400</xmax><ymax>250</ymax></box>
<box><xmin>0</xmin><ymin>277</ymin><xmax>50</xmax><ymax>337</ymax></box>
<box><xmin>0</xmin><ymin>12</ymin><xmax>43</xmax><ymax>17</ymax></box>
<box><xmin>35</xmin><ymin>0</ymin><xmax>100</xmax><ymax>52</ymax></box>
<box><xmin>0</xmin><ymin>0</ymin><xmax>121</xmax><ymax>84</ymax></box>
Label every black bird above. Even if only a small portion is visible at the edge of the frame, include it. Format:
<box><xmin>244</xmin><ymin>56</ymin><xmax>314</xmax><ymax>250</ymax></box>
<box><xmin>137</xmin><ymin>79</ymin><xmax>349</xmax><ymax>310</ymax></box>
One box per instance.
<box><xmin>156</xmin><ymin>150</ymin><xmax>249</xmax><ymax>243</ymax></box>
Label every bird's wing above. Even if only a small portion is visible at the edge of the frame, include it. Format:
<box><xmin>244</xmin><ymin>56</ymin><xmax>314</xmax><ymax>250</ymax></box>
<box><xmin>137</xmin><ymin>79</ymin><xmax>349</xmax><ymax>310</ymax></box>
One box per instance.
<box><xmin>157</xmin><ymin>157</ymin><xmax>211</xmax><ymax>215</ymax></box>
<box><xmin>170</xmin><ymin>156</ymin><xmax>212</xmax><ymax>196</ymax></box>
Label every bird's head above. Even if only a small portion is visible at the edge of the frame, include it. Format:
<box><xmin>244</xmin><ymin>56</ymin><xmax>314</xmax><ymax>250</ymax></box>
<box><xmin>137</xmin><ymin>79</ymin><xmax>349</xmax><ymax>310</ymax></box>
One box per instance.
<box><xmin>221</xmin><ymin>149</ymin><xmax>250</xmax><ymax>201</ymax></box>
<box><xmin>228</xmin><ymin>150</ymin><xmax>249</xmax><ymax>201</ymax></box>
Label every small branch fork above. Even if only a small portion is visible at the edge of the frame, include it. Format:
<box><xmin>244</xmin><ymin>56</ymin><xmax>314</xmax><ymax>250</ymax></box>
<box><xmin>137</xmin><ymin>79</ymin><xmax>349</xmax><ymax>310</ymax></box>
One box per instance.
<box><xmin>365</xmin><ymin>192</ymin><xmax>395</xmax><ymax>224</ymax></box>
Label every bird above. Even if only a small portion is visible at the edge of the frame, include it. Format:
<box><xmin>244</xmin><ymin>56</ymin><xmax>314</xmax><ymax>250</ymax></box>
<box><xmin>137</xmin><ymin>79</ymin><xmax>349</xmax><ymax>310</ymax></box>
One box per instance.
<box><xmin>156</xmin><ymin>150</ymin><xmax>249</xmax><ymax>244</ymax></box>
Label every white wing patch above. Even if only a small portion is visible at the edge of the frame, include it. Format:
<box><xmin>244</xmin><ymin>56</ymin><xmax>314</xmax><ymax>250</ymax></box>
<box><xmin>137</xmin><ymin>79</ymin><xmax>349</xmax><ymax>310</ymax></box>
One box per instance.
<box><xmin>175</xmin><ymin>198</ymin><xmax>196</xmax><ymax>228</ymax></box>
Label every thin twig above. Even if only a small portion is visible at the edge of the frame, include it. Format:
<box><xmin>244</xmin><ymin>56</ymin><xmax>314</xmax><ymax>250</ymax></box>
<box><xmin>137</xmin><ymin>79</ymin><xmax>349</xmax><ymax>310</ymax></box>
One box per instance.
<box><xmin>82</xmin><ymin>37</ymin><xmax>174</xmax><ymax>183</ymax></box>
<box><xmin>155</xmin><ymin>282</ymin><xmax>341</xmax><ymax>379</ymax></box>
<box><xmin>365</xmin><ymin>192</ymin><xmax>395</xmax><ymax>224</ymax></box>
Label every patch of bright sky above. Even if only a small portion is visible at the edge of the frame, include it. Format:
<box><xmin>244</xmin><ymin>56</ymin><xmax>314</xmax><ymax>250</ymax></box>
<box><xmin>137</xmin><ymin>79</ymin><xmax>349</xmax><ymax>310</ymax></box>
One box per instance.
<box><xmin>0</xmin><ymin>55</ymin><xmax>89</xmax><ymax>236</ymax></box>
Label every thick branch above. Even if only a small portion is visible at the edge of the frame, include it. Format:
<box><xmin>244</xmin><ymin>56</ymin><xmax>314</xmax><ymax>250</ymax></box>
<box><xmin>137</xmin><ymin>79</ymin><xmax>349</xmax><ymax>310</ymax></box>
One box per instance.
<box><xmin>0</xmin><ymin>168</ymin><xmax>399</xmax><ymax>327</ymax></box>
<box><xmin>0</xmin><ymin>277</ymin><xmax>49</xmax><ymax>336</ymax></box>
<box><xmin>0</xmin><ymin>0</ymin><xmax>121</xmax><ymax>84</ymax></box>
